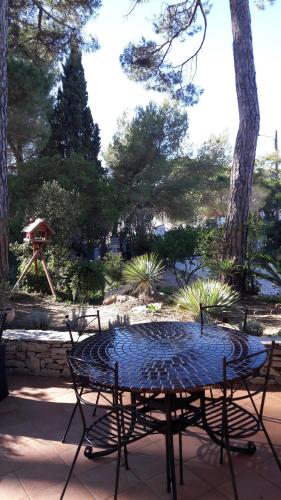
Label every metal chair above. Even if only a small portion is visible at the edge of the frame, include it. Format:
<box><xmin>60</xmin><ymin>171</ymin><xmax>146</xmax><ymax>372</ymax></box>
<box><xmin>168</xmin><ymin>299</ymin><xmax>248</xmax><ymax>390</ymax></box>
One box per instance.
<box><xmin>61</xmin><ymin>355</ymin><xmax>158</xmax><ymax>499</ymax></box>
<box><xmin>199</xmin><ymin>302</ymin><xmax>248</xmax><ymax>332</ymax></box>
<box><xmin>199</xmin><ymin>342</ymin><xmax>281</xmax><ymax>500</ymax></box>
<box><xmin>62</xmin><ymin>312</ymin><xmax>104</xmax><ymax>442</ymax></box>
<box><xmin>0</xmin><ymin>312</ymin><xmax>8</xmax><ymax>401</ymax></box>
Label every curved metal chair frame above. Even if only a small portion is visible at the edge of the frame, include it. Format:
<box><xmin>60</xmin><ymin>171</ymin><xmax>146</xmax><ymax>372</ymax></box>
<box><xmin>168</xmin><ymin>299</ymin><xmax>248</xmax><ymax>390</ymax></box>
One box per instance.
<box><xmin>199</xmin><ymin>302</ymin><xmax>248</xmax><ymax>332</ymax></box>
<box><xmin>62</xmin><ymin>312</ymin><xmax>105</xmax><ymax>443</ymax></box>
<box><xmin>198</xmin><ymin>342</ymin><xmax>281</xmax><ymax>500</ymax></box>
<box><xmin>61</xmin><ymin>356</ymin><xmax>158</xmax><ymax>500</ymax></box>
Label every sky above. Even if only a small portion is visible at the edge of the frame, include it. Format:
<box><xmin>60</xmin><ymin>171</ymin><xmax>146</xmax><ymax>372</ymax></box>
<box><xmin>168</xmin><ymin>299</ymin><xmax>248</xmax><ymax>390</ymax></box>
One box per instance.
<box><xmin>83</xmin><ymin>0</ymin><xmax>281</xmax><ymax>157</ymax></box>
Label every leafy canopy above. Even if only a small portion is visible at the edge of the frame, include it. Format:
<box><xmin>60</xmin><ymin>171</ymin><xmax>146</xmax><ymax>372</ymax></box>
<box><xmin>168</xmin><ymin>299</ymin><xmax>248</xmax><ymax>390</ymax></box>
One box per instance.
<box><xmin>9</xmin><ymin>0</ymin><xmax>101</xmax><ymax>63</ymax></box>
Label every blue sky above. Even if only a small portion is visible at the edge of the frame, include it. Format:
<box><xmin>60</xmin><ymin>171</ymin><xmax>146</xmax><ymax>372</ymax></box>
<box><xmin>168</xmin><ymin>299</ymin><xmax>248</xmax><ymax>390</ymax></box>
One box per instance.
<box><xmin>83</xmin><ymin>0</ymin><xmax>281</xmax><ymax>157</ymax></box>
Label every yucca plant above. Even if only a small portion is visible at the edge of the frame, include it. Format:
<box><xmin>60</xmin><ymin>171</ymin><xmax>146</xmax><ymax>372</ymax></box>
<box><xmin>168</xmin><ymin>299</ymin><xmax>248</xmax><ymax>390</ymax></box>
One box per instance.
<box><xmin>174</xmin><ymin>279</ymin><xmax>240</xmax><ymax>321</ymax></box>
<box><xmin>123</xmin><ymin>253</ymin><xmax>165</xmax><ymax>299</ymax></box>
<box><xmin>208</xmin><ymin>257</ymin><xmax>242</xmax><ymax>281</ymax></box>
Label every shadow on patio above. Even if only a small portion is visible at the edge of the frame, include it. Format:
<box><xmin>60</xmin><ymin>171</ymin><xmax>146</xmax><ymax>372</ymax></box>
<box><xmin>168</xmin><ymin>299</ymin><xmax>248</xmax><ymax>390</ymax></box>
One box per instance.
<box><xmin>0</xmin><ymin>375</ymin><xmax>281</xmax><ymax>499</ymax></box>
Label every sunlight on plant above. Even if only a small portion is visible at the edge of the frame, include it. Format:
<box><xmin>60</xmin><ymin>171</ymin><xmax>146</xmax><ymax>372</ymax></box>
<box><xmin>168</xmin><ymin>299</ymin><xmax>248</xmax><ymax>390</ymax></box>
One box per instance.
<box><xmin>174</xmin><ymin>279</ymin><xmax>240</xmax><ymax>319</ymax></box>
<box><xmin>123</xmin><ymin>253</ymin><xmax>165</xmax><ymax>298</ymax></box>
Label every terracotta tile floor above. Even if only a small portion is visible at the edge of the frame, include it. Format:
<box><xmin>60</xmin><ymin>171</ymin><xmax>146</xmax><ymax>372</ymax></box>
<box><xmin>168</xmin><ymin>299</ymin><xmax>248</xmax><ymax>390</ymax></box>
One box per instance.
<box><xmin>0</xmin><ymin>376</ymin><xmax>281</xmax><ymax>500</ymax></box>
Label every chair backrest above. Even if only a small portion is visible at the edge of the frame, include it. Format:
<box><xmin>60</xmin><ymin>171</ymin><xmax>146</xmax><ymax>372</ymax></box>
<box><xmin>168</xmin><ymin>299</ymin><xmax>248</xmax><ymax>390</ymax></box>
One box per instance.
<box><xmin>65</xmin><ymin>312</ymin><xmax>101</xmax><ymax>347</ymax></box>
<box><xmin>68</xmin><ymin>353</ymin><xmax>121</xmax><ymax>433</ymax></box>
<box><xmin>0</xmin><ymin>312</ymin><xmax>7</xmax><ymax>343</ymax></box>
<box><xmin>199</xmin><ymin>303</ymin><xmax>248</xmax><ymax>332</ymax></box>
<box><xmin>223</xmin><ymin>341</ymin><xmax>275</xmax><ymax>418</ymax></box>
<box><xmin>68</xmin><ymin>354</ymin><xmax>118</xmax><ymax>406</ymax></box>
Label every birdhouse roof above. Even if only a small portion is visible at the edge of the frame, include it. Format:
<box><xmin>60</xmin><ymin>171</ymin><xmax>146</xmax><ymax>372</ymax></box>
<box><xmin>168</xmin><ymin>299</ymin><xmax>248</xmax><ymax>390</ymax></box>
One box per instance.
<box><xmin>22</xmin><ymin>218</ymin><xmax>55</xmax><ymax>235</ymax></box>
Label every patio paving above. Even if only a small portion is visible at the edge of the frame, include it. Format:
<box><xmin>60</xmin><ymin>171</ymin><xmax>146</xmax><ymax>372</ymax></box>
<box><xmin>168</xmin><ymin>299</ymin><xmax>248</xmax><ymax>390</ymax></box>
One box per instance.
<box><xmin>0</xmin><ymin>375</ymin><xmax>281</xmax><ymax>499</ymax></box>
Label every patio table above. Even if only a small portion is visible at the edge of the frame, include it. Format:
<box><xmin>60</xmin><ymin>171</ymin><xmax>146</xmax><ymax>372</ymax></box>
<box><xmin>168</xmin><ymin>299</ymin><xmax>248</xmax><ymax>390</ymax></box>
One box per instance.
<box><xmin>69</xmin><ymin>321</ymin><xmax>266</xmax><ymax>499</ymax></box>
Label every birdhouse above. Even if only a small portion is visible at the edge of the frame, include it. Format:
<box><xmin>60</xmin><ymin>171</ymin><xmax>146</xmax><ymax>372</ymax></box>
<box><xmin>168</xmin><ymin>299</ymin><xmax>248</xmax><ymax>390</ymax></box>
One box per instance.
<box><xmin>13</xmin><ymin>218</ymin><xmax>56</xmax><ymax>298</ymax></box>
<box><xmin>22</xmin><ymin>218</ymin><xmax>55</xmax><ymax>245</ymax></box>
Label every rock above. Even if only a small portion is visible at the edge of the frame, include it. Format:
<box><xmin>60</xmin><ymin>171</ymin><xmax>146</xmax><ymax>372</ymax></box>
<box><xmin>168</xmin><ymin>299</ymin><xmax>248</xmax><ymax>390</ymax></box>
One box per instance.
<box><xmin>15</xmin><ymin>352</ymin><xmax>26</xmax><ymax>361</ymax></box>
<box><xmin>130</xmin><ymin>305</ymin><xmax>147</xmax><ymax>314</ymax></box>
<box><xmin>46</xmin><ymin>363</ymin><xmax>62</xmax><ymax>370</ymax></box>
<box><xmin>50</xmin><ymin>347</ymin><xmax>68</xmax><ymax>355</ymax></box>
<box><xmin>27</xmin><ymin>351</ymin><xmax>36</xmax><ymax>358</ymax></box>
<box><xmin>103</xmin><ymin>295</ymin><xmax>117</xmax><ymax>305</ymax></box>
<box><xmin>6</xmin><ymin>359</ymin><xmax>25</xmax><ymax>368</ymax></box>
<box><xmin>22</xmin><ymin>342</ymin><xmax>49</xmax><ymax>353</ymax></box>
<box><xmin>116</xmin><ymin>295</ymin><xmax>129</xmax><ymax>303</ymax></box>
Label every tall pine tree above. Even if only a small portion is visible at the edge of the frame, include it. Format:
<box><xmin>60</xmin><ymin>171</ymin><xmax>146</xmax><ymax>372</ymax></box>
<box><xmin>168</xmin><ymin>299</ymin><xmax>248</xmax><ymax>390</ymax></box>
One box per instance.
<box><xmin>47</xmin><ymin>48</ymin><xmax>100</xmax><ymax>162</ymax></box>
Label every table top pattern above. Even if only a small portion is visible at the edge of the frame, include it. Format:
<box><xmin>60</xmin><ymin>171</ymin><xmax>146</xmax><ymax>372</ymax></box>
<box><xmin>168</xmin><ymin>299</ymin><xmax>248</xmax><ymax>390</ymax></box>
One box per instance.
<box><xmin>70</xmin><ymin>321</ymin><xmax>266</xmax><ymax>393</ymax></box>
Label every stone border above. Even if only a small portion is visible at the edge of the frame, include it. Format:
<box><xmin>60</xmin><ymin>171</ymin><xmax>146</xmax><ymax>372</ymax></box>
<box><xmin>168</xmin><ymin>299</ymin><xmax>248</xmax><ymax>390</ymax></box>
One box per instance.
<box><xmin>3</xmin><ymin>329</ymin><xmax>76</xmax><ymax>377</ymax></box>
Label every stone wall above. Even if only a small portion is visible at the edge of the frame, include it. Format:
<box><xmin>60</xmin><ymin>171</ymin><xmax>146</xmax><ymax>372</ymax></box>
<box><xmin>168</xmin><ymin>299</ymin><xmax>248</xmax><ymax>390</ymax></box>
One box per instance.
<box><xmin>3</xmin><ymin>329</ymin><xmax>72</xmax><ymax>377</ymax></box>
<box><xmin>253</xmin><ymin>339</ymin><xmax>281</xmax><ymax>386</ymax></box>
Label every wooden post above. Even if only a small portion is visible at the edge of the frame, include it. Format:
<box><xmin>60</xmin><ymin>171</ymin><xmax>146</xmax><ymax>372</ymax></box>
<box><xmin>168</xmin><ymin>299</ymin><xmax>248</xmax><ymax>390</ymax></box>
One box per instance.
<box><xmin>40</xmin><ymin>253</ymin><xmax>56</xmax><ymax>299</ymax></box>
<box><xmin>12</xmin><ymin>249</ymin><xmax>41</xmax><ymax>291</ymax></box>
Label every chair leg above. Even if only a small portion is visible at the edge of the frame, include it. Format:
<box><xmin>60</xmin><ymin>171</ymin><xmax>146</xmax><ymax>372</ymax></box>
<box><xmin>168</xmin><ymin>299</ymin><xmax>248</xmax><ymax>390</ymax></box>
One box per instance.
<box><xmin>226</xmin><ymin>444</ymin><xmax>239</xmax><ymax>500</ymax></box>
<box><xmin>60</xmin><ymin>430</ymin><xmax>85</xmax><ymax>499</ymax></box>
<box><xmin>92</xmin><ymin>391</ymin><xmax>101</xmax><ymax>417</ymax></box>
<box><xmin>179</xmin><ymin>430</ymin><xmax>184</xmax><ymax>485</ymax></box>
<box><xmin>114</xmin><ymin>442</ymin><xmax>122</xmax><ymax>499</ymax></box>
<box><xmin>62</xmin><ymin>400</ymin><xmax>79</xmax><ymax>443</ymax></box>
<box><xmin>220</xmin><ymin>445</ymin><xmax>224</xmax><ymax>465</ymax></box>
<box><xmin>62</xmin><ymin>386</ymin><xmax>85</xmax><ymax>443</ymax></box>
<box><xmin>260</xmin><ymin>419</ymin><xmax>281</xmax><ymax>472</ymax></box>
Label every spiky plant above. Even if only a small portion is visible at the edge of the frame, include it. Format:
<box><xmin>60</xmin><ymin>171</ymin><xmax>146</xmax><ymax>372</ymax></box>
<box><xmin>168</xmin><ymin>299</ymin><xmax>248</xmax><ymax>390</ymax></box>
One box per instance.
<box><xmin>123</xmin><ymin>253</ymin><xmax>165</xmax><ymax>299</ymax></box>
<box><xmin>174</xmin><ymin>279</ymin><xmax>240</xmax><ymax>320</ymax></box>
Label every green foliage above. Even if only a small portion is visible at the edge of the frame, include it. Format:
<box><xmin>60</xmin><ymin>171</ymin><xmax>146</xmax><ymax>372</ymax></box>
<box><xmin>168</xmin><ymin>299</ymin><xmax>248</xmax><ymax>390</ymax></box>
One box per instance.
<box><xmin>153</xmin><ymin>226</ymin><xmax>200</xmax><ymax>286</ymax></box>
<box><xmin>8</xmin><ymin>154</ymin><xmax>107</xmax><ymax>246</ymax></box>
<box><xmin>9</xmin><ymin>1</ymin><xmax>101</xmax><ymax>64</ymax></box>
<box><xmin>10</xmin><ymin>243</ymin><xmax>106</xmax><ymax>303</ymax></box>
<box><xmin>197</xmin><ymin>226</ymin><xmax>225</xmax><ymax>263</ymax></box>
<box><xmin>253</xmin><ymin>256</ymin><xmax>281</xmax><ymax>288</ymax></box>
<box><xmin>146</xmin><ymin>303</ymin><xmax>161</xmax><ymax>314</ymax></box>
<box><xmin>104</xmin><ymin>101</ymin><xmax>191</xmax><ymax>234</ymax></box>
<box><xmin>123</xmin><ymin>253</ymin><xmax>165</xmax><ymax>298</ymax></box>
<box><xmin>153</xmin><ymin>226</ymin><xmax>198</xmax><ymax>263</ymax></box>
<box><xmin>0</xmin><ymin>280</ymin><xmax>12</xmax><ymax>310</ymax></box>
<box><xmin>102</xmin><ymin>254</ymin><xmax>124</xmax><ymax>290</ymax></box>
<box><xmin>26</xmin><ymin>180</ymin><xmax>82</xmax><ymax>246</ymax></box>
<box><xmin>174</xmin><ymin>279</ymin><xmax>240</xmax><ymax>320</ymax></box>
<box><xmin>264</xmin><ymin>221</ymin><xmax>281</xmax><ymax>256</ymax></box>
<box><xmin>242</xmin><ymin>318</ymin><xmax>264</xmax><ymax>336</ymax></box>
<box><xmin>70</xmin><ymin>260</ymin><xmax>105</xmax><ymax>304</ymax></box>
<box><xmin>8</xmin><ymin>57</ymin><xmax>54</xmax><ymax>167</ymax></box>
<box><xmin>46</xmin><ymin>48</ymin><xmax>100</xmax><ymax>162</ymax></box>
<box><xmin>208</xmin><ymin>257</ymin><xmax>242</xmax><ymax>282</ymax></box>
<box><xmin>126</xmin><ymin>233</ymin><xmax>155</xmax><ymax>258</ymax></box>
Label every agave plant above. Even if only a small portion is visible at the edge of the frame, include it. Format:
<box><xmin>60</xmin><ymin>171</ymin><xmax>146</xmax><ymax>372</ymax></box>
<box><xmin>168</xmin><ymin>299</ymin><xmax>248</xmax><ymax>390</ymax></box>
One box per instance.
<box><xmin>123</xmin><ymin>253</ymin><xmax>165</xmax><ymax>299</ymax></box>
<box><xmin>174</xmin><ymin>279</ymin><xmax>240</xmax><ymax>320</ymax></box>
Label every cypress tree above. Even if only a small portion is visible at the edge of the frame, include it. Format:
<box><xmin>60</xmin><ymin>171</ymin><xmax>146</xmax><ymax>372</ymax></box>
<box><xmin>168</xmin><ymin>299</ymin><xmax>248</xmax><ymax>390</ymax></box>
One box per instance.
<box><xmin>47</xmin><ymin>48</ymin><xmax>100</xmax><ymax>162</ymax></box>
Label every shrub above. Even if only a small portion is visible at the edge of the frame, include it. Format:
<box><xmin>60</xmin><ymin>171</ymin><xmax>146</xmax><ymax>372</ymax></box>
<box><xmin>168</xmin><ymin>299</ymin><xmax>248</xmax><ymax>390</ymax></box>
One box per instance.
<box><xmin>174</xmin><ymin>279</ymin><xmax>240</xmax><ymax>320</ymax></box>
<box><xmin>242</xmin><ymin>318</ymin><xmax>264</xmax><ymax>337</ymax></box>
<box><xmin>123</xmin><ymin>253</ymin><xmax>165</xmax><ymax>298</ymax></box>
<box><xmin>103</xmin><ymin>254</ymin><xmax>124</xmax><ymax>290</ymax></box>
<box><xmin>70</xmin><ymin>260</ymin><xmax>105</xmax><ymax>304</ymax></box>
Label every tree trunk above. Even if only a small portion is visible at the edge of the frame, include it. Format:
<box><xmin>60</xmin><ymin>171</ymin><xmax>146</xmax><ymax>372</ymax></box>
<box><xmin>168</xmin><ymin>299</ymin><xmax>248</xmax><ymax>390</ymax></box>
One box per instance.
<box><xmin>0</xmin><ymin>0</ymin><xmax>9</xmax><ymax>280</ymax></box>
<box><xmin>223</xmin><ymin>0</ymin><xmax>260</xmax><ymax>289</ymax></box>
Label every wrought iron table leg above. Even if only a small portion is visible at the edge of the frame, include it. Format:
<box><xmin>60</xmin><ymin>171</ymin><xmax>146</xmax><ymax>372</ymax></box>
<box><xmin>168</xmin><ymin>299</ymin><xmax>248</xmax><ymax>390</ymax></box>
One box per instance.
<box><xmin>166</xmin><ymin>393</ymin><xmax>177</xmax><ymax>500</ymax></box>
